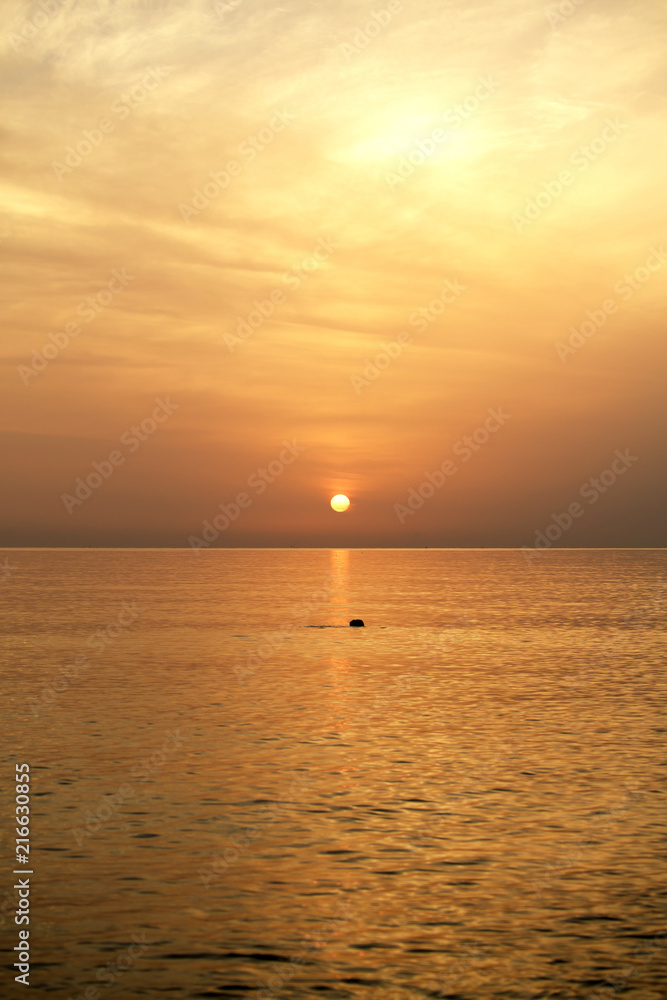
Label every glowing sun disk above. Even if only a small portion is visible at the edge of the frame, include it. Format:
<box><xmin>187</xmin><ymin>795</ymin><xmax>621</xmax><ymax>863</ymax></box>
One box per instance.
<box><xmin>330</xmin><ymin>494</ymin><xmax>350</xmax><ymax>512</ymax></box>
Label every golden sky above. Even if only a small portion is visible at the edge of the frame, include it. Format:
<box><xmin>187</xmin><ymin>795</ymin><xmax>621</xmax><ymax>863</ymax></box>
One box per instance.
<box><xmin>1</xmin><ymin>0</ymin><xmax>666</xmax><ymax>547</ymax></box>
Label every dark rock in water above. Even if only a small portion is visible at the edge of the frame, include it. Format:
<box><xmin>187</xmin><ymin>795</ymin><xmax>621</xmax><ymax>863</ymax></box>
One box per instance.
<box><xmin>349</xmin><ymin>619</ymin><xmax>365</xmax><ymax>627</ymax></box>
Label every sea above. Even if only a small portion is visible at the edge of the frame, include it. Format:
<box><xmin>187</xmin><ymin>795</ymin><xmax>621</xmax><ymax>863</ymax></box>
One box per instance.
<box><xmin>1</xmin><ymin>548</ymin><xmax>666</xmax><ymax>1000</ymax></box>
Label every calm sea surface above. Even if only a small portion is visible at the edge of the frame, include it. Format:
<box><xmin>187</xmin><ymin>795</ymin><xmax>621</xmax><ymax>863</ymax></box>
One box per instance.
<box><xmin>1</xmin><ymin>548</ymin><xmax>666</xmax><ymax>1000</ymax></box>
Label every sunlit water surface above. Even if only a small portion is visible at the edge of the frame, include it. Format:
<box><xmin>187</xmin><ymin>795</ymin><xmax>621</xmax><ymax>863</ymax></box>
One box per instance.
<box><xmin>1</xmin><ymin>548</ymin><xmax>666</xmax><ymax>999</ymax></box>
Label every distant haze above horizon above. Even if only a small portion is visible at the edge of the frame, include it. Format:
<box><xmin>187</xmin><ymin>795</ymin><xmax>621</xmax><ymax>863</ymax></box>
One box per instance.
<box><xmin>2</xmin><ymin>0</ymin><xmax>666</xmax><ymax>549</ymax></box>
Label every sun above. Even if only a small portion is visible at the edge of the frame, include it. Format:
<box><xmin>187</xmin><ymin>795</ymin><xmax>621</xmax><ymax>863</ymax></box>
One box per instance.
<box><xmin>330</xmin><ymin>494</ymin><xmax>350</xmax><ymax>512</ymax></box>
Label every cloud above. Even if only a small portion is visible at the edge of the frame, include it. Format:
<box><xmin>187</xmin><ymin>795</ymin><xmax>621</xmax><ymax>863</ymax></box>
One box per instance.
<box><xmin>1</xmin><ymin>0</ymin><xmax>666</xmax><ymax>545</ymax></box>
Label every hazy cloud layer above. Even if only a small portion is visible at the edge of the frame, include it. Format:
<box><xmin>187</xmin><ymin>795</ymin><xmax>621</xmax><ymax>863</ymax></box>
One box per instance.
<box><xmin>1</xmin><ymin>0</ymin><xmax>666</xmax><ymax>546</ymax></box>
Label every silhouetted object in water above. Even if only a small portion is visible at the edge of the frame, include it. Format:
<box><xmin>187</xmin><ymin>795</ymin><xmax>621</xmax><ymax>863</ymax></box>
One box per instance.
<box><xmin>349</xmin><ymin>619</ymin><xmax>365</xmax><ymax>627</ymax></box>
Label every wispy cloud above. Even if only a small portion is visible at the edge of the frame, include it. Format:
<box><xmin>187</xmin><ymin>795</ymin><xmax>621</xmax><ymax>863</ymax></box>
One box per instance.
<box><xmin>1</xmin><ymin>0</ymin><xmax>666</xmax><ymax>544</ymax></box>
